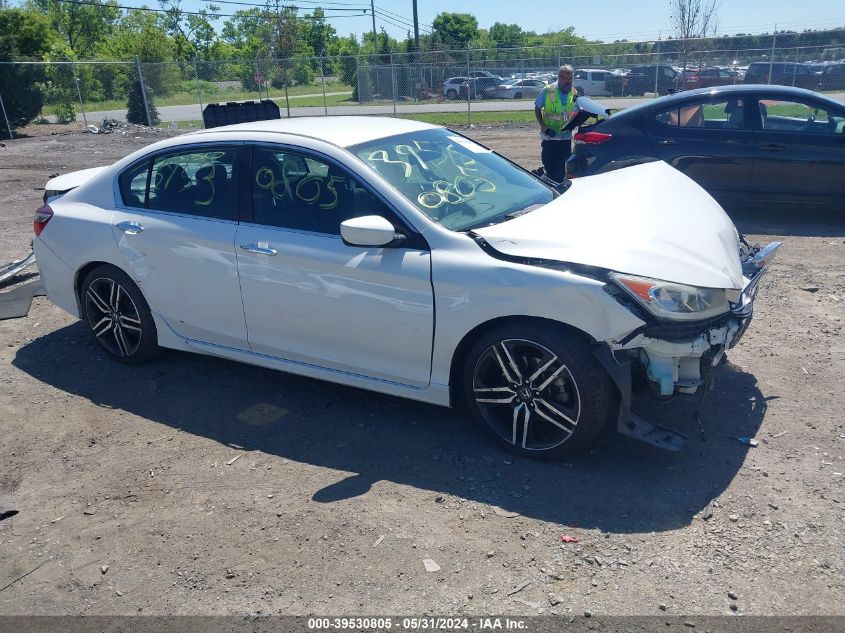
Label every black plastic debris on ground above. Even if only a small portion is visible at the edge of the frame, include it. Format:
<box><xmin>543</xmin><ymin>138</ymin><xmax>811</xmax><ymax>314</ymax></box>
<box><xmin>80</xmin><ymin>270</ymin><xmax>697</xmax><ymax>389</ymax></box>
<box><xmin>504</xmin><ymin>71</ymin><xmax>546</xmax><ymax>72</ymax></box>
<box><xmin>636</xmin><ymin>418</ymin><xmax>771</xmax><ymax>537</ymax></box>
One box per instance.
<box><xmin>0</xmin><ymin>502</ymin><xmax>18</xmax><ymax>522</ymax></box>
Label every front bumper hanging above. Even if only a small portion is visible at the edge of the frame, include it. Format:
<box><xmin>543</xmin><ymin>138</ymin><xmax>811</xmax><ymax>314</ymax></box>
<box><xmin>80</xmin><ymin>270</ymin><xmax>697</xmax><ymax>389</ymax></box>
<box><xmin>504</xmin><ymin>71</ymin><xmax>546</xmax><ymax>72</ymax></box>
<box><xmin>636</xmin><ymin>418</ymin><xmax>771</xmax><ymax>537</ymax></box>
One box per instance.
<box><xmin>597</xmin><ymin>241</ymin><xmax>782</xmax><ymax>451</ymax></box>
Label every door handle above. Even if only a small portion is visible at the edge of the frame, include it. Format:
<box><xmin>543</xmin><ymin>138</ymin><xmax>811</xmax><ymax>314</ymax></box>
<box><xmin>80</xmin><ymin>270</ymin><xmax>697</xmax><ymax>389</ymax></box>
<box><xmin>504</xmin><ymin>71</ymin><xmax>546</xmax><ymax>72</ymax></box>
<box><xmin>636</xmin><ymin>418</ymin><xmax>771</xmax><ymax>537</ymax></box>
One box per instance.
<box><xmin>656</xmin><ymin>138</ymin><xmax>677</xmax><ymax>145</ymax></box>
<box><xmin>760</xmin><ymin>143</ymin><xmax>784</xmax><ymax>151</ymax></box>
<box><xmin>116</xmin><ymin>221</ymin><xmax>144</xmax><ymax>234</ymax></box>
<box><xmin>239</xmin><ymin>243</ymin><xmax>278</xmax><ymax>256</ymax></box>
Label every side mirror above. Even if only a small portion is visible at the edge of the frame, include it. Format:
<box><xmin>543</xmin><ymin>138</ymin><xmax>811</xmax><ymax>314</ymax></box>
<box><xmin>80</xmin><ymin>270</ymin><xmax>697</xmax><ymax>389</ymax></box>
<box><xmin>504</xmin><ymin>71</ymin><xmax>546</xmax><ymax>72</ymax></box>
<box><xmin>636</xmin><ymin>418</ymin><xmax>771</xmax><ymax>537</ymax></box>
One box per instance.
<box><xmin>340</xmin><ymin>215</ymin><xmax>405</xmax><ymax>248</ymax></box>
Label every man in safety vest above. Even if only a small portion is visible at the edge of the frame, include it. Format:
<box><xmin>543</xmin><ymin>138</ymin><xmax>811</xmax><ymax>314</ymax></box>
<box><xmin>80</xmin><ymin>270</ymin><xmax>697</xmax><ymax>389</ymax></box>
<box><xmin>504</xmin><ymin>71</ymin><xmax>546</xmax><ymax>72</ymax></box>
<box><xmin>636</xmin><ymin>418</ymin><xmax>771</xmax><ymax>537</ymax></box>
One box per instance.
<box><xmin>534</xmin><ymin>64</ymin><xmax>580</xmax><ymax>182</ymax></box>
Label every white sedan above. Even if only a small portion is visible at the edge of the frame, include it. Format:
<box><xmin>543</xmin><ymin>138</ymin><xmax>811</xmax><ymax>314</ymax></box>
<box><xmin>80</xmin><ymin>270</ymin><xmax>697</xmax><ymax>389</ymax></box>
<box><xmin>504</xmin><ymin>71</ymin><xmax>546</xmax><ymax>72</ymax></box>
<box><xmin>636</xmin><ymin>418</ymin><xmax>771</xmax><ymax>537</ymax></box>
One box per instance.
<box><xmin>33</xmin><ymin>117</ymin><xmax>779</xmax><ymax>458</ymax></box>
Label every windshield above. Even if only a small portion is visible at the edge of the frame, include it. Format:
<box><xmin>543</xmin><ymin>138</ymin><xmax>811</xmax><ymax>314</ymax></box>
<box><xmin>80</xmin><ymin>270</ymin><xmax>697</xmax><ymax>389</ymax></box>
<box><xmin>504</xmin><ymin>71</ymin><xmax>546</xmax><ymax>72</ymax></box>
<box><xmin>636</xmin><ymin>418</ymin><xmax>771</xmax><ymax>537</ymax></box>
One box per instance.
<box><xmin>350</xmin><ymin>128</ymin><xmax>554</xmax><ymax>231</ymax></box>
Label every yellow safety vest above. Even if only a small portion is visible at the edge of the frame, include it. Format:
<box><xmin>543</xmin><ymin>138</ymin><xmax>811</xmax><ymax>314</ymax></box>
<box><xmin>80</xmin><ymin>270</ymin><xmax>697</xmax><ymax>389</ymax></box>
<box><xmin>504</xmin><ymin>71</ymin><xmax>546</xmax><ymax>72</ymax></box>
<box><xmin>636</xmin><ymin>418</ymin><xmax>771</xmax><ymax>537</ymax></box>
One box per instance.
<box><xmin>543</xmin><ymin>85</ymin><xmax>577</xmax><ymax>134</ymax></box>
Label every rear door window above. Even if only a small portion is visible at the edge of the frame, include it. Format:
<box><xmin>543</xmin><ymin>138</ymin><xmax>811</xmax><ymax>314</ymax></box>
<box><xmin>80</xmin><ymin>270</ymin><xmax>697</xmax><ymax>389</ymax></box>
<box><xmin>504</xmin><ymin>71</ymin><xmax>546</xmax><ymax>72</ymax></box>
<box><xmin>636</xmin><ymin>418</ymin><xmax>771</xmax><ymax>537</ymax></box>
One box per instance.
<box><xmin>655</xmin><ymin>98</ymin><xmax>749</xmax><ymax>129</ymax></box>
<box><xmin>148</xmin><ymin>147</ymin><xmax>239</xmax><ymax>221</ymax></box>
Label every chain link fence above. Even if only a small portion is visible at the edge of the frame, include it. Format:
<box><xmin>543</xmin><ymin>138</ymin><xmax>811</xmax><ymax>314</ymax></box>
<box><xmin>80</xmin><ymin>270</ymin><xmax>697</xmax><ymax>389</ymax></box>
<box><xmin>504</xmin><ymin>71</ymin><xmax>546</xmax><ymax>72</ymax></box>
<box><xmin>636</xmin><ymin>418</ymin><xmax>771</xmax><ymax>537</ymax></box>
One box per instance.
<box><xmin>2</xmin><ymin>27</ymin><xmax>844</xmax><ymax>138</ymax></box>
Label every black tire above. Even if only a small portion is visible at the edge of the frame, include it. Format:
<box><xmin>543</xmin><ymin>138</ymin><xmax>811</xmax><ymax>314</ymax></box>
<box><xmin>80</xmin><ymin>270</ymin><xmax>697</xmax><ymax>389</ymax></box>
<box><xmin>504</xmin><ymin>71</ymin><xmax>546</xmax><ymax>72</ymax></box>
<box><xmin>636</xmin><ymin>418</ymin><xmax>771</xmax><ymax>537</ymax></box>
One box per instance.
<box><xmin>446</xmin><ymin>89</ymin><xmax>457</xmax><ymax>100</ymax></box>
<box><xmin>513</xmin><ymin>92</ymin><xmax>523</xmax><ymax>100</ymax></box>
<box><xmin>80</xmin><ymin>265</ymin><xmax>161</xmax><ymax>364</ymax></box>
<box><xmin>462</xmin><ymin>324</ymin><xmax>613</xmax><ymax>459</ymax></box>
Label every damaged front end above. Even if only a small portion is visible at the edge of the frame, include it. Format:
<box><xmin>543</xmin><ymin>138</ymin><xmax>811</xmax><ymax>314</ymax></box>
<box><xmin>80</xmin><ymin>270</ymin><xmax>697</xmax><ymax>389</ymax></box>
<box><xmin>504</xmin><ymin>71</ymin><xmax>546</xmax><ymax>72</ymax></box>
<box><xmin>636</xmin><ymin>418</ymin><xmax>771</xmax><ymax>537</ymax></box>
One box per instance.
<box><xmin>595</xmin><ymin>239</ymin><xmax>781</xmax><ymax>451</ymax></box>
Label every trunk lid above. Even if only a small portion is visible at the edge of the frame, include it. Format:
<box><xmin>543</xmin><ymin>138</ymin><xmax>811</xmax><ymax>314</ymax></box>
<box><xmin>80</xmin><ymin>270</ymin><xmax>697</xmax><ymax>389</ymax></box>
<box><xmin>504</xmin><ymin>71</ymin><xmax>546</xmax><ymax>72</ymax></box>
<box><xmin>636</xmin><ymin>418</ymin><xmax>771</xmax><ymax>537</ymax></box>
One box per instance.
<box><xmin>44</xmin><ymin>166</ymin><xmax>109</xmax><ymax>201</ymax></box>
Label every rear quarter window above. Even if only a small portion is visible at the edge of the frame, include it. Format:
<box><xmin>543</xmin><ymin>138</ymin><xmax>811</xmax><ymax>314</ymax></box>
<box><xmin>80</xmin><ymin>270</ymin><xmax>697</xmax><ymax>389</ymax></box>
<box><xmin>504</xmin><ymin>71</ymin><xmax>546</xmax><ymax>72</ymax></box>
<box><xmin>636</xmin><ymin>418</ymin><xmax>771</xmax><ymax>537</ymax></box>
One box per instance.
<box><xmin>118</xmin><ymin>161</ymin><xmax>150</xmax><ymax>208</ymax></box>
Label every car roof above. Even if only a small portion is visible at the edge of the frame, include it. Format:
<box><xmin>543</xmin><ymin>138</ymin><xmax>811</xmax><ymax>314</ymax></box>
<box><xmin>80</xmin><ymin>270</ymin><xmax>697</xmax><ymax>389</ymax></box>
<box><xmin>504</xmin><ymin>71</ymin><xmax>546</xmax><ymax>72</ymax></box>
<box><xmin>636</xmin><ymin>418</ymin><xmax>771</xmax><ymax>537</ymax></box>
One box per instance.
<box><xmin>182</xmin><ymin>116</ymin><xmax>438</xmax><ymax>148</ymax></box>
<box><xmin>610</xmin><ymin>84</ymin><xmax>843</xmax><ymax>118</ymax></box>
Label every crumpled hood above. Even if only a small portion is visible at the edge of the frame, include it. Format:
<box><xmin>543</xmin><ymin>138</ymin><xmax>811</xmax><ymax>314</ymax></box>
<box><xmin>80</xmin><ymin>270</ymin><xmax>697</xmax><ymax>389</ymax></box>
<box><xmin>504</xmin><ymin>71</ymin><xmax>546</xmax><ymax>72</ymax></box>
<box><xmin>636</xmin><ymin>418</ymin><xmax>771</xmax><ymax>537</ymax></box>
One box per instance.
<box><xmin>474</xmin><ymin>161</ymin><xmax>744</xmax><ymax>289</ymax></box>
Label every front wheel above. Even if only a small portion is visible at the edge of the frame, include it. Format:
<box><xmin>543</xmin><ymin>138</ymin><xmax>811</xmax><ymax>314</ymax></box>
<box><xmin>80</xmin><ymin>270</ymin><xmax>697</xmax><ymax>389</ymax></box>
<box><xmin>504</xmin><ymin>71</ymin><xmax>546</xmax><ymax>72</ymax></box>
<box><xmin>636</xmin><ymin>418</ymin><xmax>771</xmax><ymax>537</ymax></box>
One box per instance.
<box><xmin>81</xmin><ymin>265</ymin><xmax>161</xmax><ymax>364</ymax></box>
<box><xmin>462</xmin><ymin>325</ymin><xmax>613</xmax><ymax>459</ymax></box>
<box><xmin>446</xmin><ymin>89</ymin><xmax>457</xmax><ymax>100</ymax></box>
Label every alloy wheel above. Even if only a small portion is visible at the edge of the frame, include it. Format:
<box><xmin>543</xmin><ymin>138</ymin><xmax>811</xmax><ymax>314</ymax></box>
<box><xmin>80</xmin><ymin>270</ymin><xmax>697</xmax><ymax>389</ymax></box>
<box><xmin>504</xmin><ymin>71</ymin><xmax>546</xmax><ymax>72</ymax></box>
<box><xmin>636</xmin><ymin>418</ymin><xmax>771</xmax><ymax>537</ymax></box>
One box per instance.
<box><xmin>472</xmin><ymin>338</ymin><xmax>581</xmax><ymax>451</ymax></box>
<box><xmin>84</xmin><ymin>277</ymin><xmax>143</xmax><ymax>358</ymax></box>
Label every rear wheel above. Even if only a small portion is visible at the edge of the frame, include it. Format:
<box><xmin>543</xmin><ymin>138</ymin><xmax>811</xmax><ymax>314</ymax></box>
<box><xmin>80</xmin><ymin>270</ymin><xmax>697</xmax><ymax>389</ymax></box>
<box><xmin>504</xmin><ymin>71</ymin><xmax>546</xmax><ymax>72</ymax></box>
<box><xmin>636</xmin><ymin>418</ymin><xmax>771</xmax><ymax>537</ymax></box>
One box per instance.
<box><xmin>462</xmin><ymin>324</ymin><xmax>612</xmax><ymax>459</ymax></box>
<box><xmin>513</xmin><ymin>92</ymin><xmax>523</xmax><ymax>99</ymax></box>
<box><xmin>81</xmin><ymin>265</ymin><xmax>161</xmax><ymax>364</ymax></box>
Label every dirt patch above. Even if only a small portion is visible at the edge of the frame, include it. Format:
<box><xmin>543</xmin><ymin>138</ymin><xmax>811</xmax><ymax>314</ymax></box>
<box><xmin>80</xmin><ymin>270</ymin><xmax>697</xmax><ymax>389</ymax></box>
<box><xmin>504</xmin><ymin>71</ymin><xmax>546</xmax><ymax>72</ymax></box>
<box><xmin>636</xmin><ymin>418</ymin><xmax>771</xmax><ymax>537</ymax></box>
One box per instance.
<box><xmin>0</xmin><ymin>125</ymin><xmax>843</xmax><ymax>617</ymax></box>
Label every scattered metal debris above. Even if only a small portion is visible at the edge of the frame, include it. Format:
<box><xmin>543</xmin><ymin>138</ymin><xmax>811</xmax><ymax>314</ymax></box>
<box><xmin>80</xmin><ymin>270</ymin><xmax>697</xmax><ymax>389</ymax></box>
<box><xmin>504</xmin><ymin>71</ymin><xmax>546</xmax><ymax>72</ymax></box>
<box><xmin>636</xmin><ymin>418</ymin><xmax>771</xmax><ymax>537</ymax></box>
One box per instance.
<box><xmin>225</xmin><ymin>455</ymin><xmax>242</xmax><ymax>466</ymax></box>
<box><xmin>0</xmin><ymin>250</ymin><xmax>35</xmax><ymax>285</ymax></box>
<box><xmin>85</xmin><ymin>118</ymin><xmax>124</xmax><ymax>135</ymax></box>
<box><xmin>560</xmin><ymin>535</ymin><xmax>579</xmax><ymax>543</ymax></box>
<box><xmin>737</xmin><ymin>437</ymin><xmax>759</xmax><ymax>447</ymax></box>
<box><xmin>372</xmin><ymin>535</ymin><xmax>384</xmax><ymax>548</ymax></box>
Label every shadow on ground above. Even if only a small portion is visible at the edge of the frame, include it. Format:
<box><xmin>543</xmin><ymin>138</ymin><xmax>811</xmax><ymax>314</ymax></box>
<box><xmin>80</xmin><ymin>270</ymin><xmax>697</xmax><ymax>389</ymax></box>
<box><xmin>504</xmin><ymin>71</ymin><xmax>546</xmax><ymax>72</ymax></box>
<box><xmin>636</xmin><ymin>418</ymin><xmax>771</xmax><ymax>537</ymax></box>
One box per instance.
<box><xmin>13</xmin><ymin>323</ymin><xmax>768</xmax><ymax>534</ymax></box>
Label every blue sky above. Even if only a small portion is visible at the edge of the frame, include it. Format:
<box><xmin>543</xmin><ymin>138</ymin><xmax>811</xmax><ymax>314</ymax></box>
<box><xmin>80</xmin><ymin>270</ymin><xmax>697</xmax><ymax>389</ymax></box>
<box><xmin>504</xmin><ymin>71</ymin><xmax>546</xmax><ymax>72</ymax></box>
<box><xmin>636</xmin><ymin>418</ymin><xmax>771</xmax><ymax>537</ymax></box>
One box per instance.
<box><xmin>328</xmin><ymin>0</ymin><xmax>845</xmax><ymax>42</ymax></box>
<box><xmin>188</xmin><ymin>0</ymin><xmax>845</xmax><ymax>42</ymax></box>
<box><xmin>14</xmin><ymin>0</ymin><xmax>844</xmax><ymax>42</ymax></box>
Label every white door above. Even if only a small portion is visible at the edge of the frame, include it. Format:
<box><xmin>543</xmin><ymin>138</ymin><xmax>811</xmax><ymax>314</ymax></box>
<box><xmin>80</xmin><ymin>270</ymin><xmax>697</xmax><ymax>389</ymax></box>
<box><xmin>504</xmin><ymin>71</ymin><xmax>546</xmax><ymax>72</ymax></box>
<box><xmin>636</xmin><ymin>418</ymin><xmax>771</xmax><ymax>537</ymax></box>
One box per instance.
<box><xmin>588</xmin><ymin>72</ymin><xmax>610</xmax><ymax>96</ymax></box>
<box><xmin>573</xmin><ymin>70</ymin><xmax>589</xmax><ymax>95</ymax></box>
<box><xmin>111</xmin><ymin>143</ymin><xmax>249</xmax><ymax>350</ymax></box>
<box><xmin>235</xmin><ymin>146</ymin><xmax>434</xmax><ymax>387</ymax></box>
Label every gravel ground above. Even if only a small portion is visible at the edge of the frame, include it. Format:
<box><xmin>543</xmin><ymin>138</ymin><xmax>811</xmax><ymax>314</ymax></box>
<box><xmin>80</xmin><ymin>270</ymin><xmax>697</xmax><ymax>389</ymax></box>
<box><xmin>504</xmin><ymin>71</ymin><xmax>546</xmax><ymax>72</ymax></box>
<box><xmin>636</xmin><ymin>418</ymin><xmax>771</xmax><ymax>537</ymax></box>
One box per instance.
<box><xmin>0</xmin><ymin>122</ymin><xmax>843</xmax><ymax>617</ymax></box>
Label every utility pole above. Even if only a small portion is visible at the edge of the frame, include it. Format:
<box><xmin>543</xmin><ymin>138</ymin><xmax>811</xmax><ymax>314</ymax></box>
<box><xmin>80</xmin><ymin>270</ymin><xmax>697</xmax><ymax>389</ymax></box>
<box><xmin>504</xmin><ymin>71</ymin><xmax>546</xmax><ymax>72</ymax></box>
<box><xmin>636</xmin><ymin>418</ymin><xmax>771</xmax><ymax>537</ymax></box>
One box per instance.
<box><xmin>412</xmin><ymin>0</ymin><xmax>420</xmax><ymax>50</ymax></box>
<box><xmin>370</xmin><ymin>0</ymin><xmax>377</xmax><ymax>46</ymax></box>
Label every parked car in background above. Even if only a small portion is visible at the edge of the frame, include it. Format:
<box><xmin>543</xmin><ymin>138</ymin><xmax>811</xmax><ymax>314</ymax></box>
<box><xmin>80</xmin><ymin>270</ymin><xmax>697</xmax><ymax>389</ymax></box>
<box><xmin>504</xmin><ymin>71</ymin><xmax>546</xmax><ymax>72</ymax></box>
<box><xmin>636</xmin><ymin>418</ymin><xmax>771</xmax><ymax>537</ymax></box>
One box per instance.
<box><xmin>443</xmin><ymin>77</ymin><xmax>469</xmax><ymax>100</ymax></box>
<box><xmin>743</xmin><ymin>62</ymin><xmax>819</xmax><ymax>90</ymax></box>
<box><xmin>469</xmin><ymin>76</ymin><xmax>502</xmax><ymax>99</ymax></box>
<box><xmin>606</xmin><ymin>65</ymin><xmax>678</xmax><ymax>96</ymax></box>
<box><xmin>818</xmin><ymin>63</ymin><xmax>845</xmax><ymax>90</ymax></box>
<box><xmin>675</xmin><ymin>67</ymin><xmax>741</xmax><ymax>91</ymax></box>
<box><xmin>566</xmin><ymin>85</ymin><xmax>845</xmax><ymax>211</ymax></box>
<box><xmin>573</xmin><ymin>69</ymin><xmax>612</xmax><ymax>96</ymax></box>
<box><xmin>469</xmin><ymin>70</ymin><xmax>504</xmax><ymax>81</ymax></box>
<box><xmin>493</xmin><ymin>78</ymin><xmax>546</xmax><ymax>99</ymax></box>
<box><xmin>32</xmin><ymin>115</ymin><xmax>780</xmax><ymax>458</ymax></box>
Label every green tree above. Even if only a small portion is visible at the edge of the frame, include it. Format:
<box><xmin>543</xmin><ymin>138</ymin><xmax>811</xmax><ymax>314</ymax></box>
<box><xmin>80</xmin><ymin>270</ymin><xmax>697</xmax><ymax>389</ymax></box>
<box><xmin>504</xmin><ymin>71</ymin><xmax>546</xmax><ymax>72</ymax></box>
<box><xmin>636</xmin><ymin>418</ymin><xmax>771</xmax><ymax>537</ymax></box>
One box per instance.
<box><xmin>96</xmin><ymin>10</ymin><xmax>178</xmax><ymax>98</ymax></box>
<box><xmin>126</xmin><ymin>69</ymin><xmax>159</xmax><ymax>126</ymax></box>
<box><xmin>430</xmin><ymin>12</ymin><xmax>478</xmax><ymax>49</ymax></box>
<box><xmin>43</xmin><ymin>44</ymin><xmax>79</xmax><ymax>123</ymax></box>
<box><xmin>29</xmin><ymin>0</ymin><xmax>119</xmax><ymax>57</ymax></box>
<box><xmin>157</xmin><ymin>0</ymin><xmax>220</xmax><ymax>61</ymax></box>
<box><xmin>301</xmin><ymin>7</ymin><xmax>336</xmax><ymax>56</ymax></box>
<box><xmin>488</xmin><ymin>22</ymin><xmax>525</xmax><ymax>47</ymax></box>
<box><xmin>0</xmin><ymin>9</ymin><xmax>56</xmax><ymax>126</ymax></box>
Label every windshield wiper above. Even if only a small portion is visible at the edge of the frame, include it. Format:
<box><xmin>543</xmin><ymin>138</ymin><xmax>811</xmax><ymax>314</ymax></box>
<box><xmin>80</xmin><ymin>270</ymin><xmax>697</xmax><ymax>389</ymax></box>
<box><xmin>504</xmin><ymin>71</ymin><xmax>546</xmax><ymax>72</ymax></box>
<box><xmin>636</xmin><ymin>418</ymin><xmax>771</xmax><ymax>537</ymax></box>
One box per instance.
<box><xmin>504</xmin><ymin>203</ymin><xmax>544</xmax><ymax>220</ymax></box>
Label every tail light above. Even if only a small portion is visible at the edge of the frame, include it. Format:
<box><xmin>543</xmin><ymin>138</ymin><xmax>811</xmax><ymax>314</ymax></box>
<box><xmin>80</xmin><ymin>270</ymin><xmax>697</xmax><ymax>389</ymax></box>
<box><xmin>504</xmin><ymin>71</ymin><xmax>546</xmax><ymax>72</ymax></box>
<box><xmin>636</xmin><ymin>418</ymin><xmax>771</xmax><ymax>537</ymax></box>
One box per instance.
<box><xmin>574</xmin><ymin>131</ymin><xmax>613</xmax><ymax>145</ymax></box>
<box><xmin>33</xmin><ymin>204</ymin><xmax>54</xmax><ymax>237</ymax></box>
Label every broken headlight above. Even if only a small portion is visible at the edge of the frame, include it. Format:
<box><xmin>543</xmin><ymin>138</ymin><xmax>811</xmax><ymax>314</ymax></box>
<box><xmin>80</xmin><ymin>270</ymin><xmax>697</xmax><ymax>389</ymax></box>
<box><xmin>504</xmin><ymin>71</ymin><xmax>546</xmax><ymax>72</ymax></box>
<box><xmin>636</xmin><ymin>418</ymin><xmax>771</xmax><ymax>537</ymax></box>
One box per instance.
<box><xmin>610</xmin><ymin>273</ymin><xmax>730</xmax><ymax>322</ymax></box>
